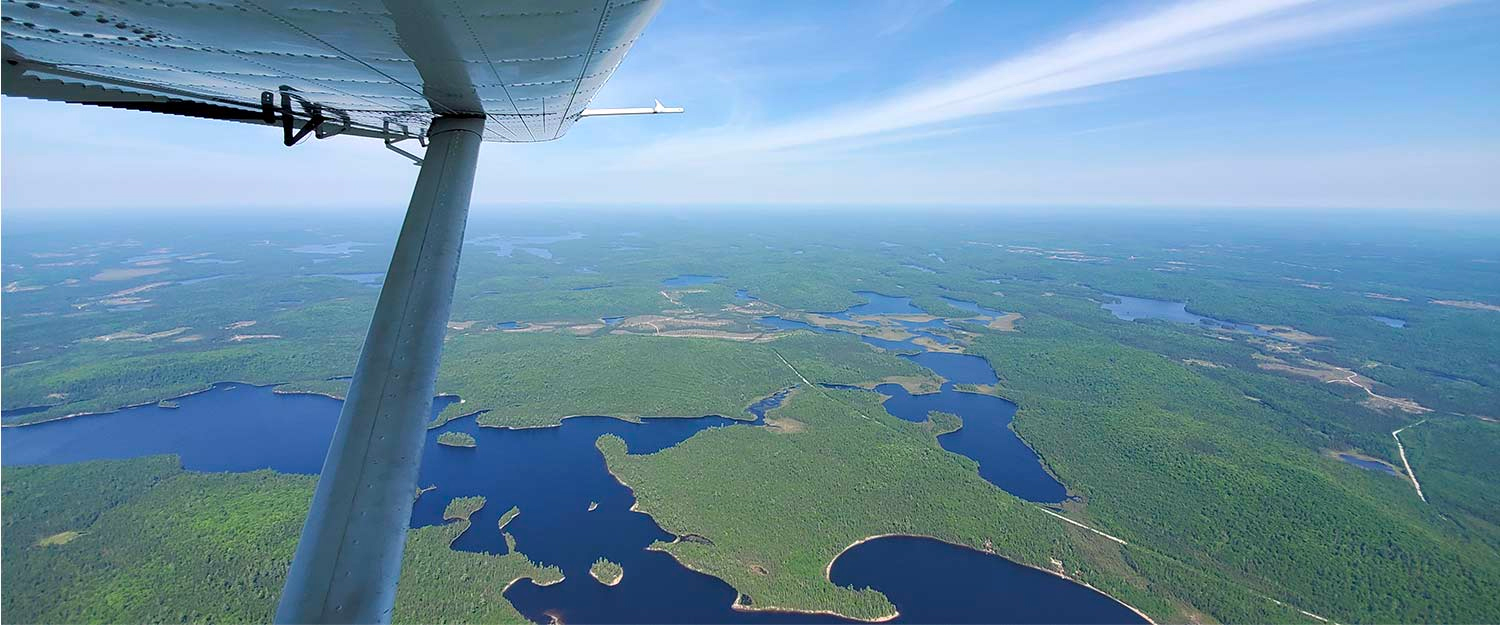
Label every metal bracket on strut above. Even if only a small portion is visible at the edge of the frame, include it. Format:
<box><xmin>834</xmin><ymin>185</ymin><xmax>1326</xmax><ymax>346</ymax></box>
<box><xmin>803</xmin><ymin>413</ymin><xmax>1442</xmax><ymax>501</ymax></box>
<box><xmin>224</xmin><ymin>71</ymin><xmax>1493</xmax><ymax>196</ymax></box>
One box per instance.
<box><xmin>261</xmin><ymin>85</ymin><xmax>349</xmax><ymax>146</ymax></box>
<box><xmin>382</xmin><ymin>119</ymin><xmax>427</xmax><ymax>166</ymax></box>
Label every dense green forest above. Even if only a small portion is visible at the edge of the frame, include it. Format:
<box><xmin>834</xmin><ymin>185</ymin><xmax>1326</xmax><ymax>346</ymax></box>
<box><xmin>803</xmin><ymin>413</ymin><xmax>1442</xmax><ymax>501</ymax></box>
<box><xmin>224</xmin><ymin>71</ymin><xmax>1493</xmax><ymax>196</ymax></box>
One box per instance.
<box><xmin>433</xmin><ymin>330</ymin><xmax>933</xmax><ymax>428</ymax></box>
<box><xmin>590</xmin><ymin>557</ymin><xmax>624</xmax><ymax>586</ymax></box>
<box><xmin>3</xmin><ymin>211</ymin><xmax>1496</xmax><ymax>623</ymax></box>
<box><xmin>603</xmin><ymin>386</ymin><xmax>1315</xmax><ymax>623</ymax></box>
<box><xmin>2</xmin><ymin>457</ymin><xmax>560</xmax><ymax>624</ymax></box>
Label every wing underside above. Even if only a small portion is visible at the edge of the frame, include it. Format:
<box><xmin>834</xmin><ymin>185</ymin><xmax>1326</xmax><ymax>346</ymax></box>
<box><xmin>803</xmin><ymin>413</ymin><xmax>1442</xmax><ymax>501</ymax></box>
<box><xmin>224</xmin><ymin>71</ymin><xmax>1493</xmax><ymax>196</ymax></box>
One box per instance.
<box><xmin>1</xmin><ymin>0</ymin><xmax>663</xmax><ymax>142</ymax></box>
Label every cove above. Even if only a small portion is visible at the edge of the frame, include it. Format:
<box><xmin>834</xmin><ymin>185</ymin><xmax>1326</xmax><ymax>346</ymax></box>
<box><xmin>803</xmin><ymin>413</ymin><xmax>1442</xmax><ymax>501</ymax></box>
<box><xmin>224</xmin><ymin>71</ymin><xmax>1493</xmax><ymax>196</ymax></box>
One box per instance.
<box><xmin>1101</xmin><ymin>293</ymin><xmax>1267</xmax><ymax>336</ymax></box>
<box><xmin>760</xmin><ymin>293</ymin><xmax>1067</xmax><ymax>503</ymax></box>
<box><xmin>873</xmin><ymin>382</ymin><xmax>1065</xmax><ymax>503</ymax></box>
<box><xmin>4</xmin><ymin>385</ymin><xmax>1099</xmax><ymax>622</ymax></box>
<box><xmin>1337</xmin><ymin>453</ymin><xmax>1398</xmax><ymax>476</ymax></box>
<box><xmin>830</xmin><ymin>536</ymin><xmax>1145</xmax><ymax>624</ymax></box>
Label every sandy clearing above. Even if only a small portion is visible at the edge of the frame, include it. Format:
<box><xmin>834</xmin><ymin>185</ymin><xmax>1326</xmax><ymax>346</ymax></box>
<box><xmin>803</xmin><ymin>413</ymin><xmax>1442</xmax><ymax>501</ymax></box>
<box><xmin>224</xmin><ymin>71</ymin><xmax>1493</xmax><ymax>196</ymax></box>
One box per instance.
<box><xmin>106</xmin><ymin>281</ymin><xmax>171</xmax><ymax>298</ymax></box>
<box><xmin>854</xmin><ymin>375</ymin><xmax>943</xmax><ymax>395</ymax></box>
<box><xmin>764</xmin><ymin>417</ymin><xmax>807</xmax><ymax>433</ymax></box>
<box><xmin>230</xmin><ymin>334</ymin><xmax>282</xmax><ymax>341</ymax></box>
<box><xmin>911</xmin><ymin>336</ymin><xmax>965</xmax><ymax>353</ymax></box>
<box><xmin>91</xmin><ymin>267</ymin><xmax>167</xmax><ymax>281</ymax></box>
<box><xmin>1431</xmin><ymin>299</ymin><xmax>1500</xmax><ymax>312</ymax></box>
<box><xmin>87</xmin><ymin>326</ymin><xmax>191</xmax><ymax>343</ymax></box>
<box><xmin>1364</xmin><ymin>292</ymin><xmax>1409</xmax><ymax>302</ymax></box>
<box><xmin>3</xmin><ymin>281</ymin><xmax>45</xmax><ymax>293</ymax></box>
<box><xmin>987</xmin><ymin>312</ymin><xmax>1022</xmax><ymax>331</ymax></box>
<box><xmin>36</xmin><ymin>531</ymin><xmax>85</xmax><ymax>547</ymax></box>
<box><xmin>1253</xmin><ymin>324</ymin><xmax>1331</xmax><ymax>343</ymax></box>
<box><xmin>1257</xmin><ymin>356</ymin><xmax>1431</xmax><ymax>414</ymax></box>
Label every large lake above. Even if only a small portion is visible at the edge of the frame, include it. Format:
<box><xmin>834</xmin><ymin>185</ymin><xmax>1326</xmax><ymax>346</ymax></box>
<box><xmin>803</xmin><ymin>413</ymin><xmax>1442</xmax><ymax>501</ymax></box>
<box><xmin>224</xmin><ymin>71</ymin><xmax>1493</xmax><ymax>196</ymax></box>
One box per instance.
<box><xmin>1</xmin><ymin>384</ymin><xmax>1139</xmax><ymax>623</ymax></box>
<box><xmin>1101</xmin><ymin>293</ymin><xmax>1268</xmax><ymax>335</ymax></box>
<box><xmin>4</xmin><ymin>290</ymin><xmax>1141</xmax><ymax>623</ymax></box>
<box><xmin>764</xmin><ymin>292</ymin><xmax>1069</xmax><ymax>503</ymax></box>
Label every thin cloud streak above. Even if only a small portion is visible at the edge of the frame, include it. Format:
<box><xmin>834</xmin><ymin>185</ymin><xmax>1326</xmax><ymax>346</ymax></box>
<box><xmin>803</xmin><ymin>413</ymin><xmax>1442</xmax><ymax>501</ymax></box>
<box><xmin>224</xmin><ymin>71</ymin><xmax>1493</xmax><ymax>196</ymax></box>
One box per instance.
<box><xmin>644</xmin><ymin>0</ymin><xmax>1460</xmax><ymax>160</ymax></box>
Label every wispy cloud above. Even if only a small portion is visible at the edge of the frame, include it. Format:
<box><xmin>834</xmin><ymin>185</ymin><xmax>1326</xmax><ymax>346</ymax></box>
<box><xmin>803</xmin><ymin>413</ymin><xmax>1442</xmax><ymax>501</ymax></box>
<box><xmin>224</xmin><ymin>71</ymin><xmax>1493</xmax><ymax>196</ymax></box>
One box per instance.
<box><xmin>873</xmin><ymin>0</ymin><xmax>954</xmax><ymax>36</ymax></box>
<box><xmin>645</xmin><ymin>0</ymin><xmax>1460</xmax><ymax>159</ymax></box>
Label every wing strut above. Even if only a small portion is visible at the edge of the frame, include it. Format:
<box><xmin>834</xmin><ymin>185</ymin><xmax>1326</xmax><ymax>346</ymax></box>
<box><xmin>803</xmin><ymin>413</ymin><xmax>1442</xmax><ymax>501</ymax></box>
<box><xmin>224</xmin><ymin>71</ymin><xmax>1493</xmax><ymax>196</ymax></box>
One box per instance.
<box><xmin>275</xmin><ymin>115</ymin><xmax>485</xmax><ymax>625</ymax></box>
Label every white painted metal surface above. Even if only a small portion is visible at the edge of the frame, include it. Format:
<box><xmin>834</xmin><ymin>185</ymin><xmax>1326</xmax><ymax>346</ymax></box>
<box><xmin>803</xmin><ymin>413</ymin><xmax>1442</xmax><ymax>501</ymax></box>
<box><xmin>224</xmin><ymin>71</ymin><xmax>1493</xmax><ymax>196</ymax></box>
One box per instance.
<box><xmin>1</xmin><ymin>0</ymin><xmax>665</xmax><ymax>141</ymax></box>
<box><xmin>274</xmin><ymin>116</ymin><xmax>483</xmax><ymax>624</ymax></box>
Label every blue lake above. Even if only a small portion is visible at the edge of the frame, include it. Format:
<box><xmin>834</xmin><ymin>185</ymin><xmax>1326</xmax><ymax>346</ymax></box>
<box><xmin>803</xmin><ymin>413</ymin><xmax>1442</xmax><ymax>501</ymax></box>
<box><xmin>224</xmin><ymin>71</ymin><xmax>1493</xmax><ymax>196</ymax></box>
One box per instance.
<box><xmin>760</xmin><ymin>293</ymin><xmax>1067</xmax><ymax>504</ymax></box>
<box><xmin>873</xmin><ymin>382</ymin><xmax>1065</xmax><ymax>503</ymax></box>
<box><xmin>469</xmin><ymin>233</ymin><xmax>584</xmax><ymax>258</ymax></box>
<box><xmin>3</xmin><ymin>287</ymin><xmax>1125</xmax><ymax>623</ymax></box>
<box><xmin>1101</xmin><ymin>293</ymin><xmax>1268</xmax><ymax>336</ymax></box>
<box><xmin>2</xmin><ymin>383</ymin><xmax>1125</xmax><ymax>623</ymax></box>
<box><xmin>662</xmin><ymin>275</ymin><xmax>724</xmax><ymax>287</ymax></box>
<box><xmin>1370</xmin><ymin>316</ymin><xmax>1407</xmax><ymax>328</ymax></box>
<box><xmin>289</xmin><ymin>242</ymin><xmax>372</xmax><ymax>256</ymax></box>
<box><xmin>832</xmin><ymin>536</ymin><xmax>1142</xmax><ymax>624</ymax></box>
<box><xmin>305</xmin><ymin>272</ymin><xmax>385</xmax><ymax>287</ymax></box>
<box><xmin>1337</xmin><ymin>453</ymin><xmax>1398</xmax><ymax>476</ymax></box>
<box><xmin>0</xmin><ymin>380</ymin><xmax>1128</xmax><ymax>617</ymax></box>
<box><xmin>824</xmin><ymin>291</ymin><xmax>924</xmax><ymax>317</ymax></box>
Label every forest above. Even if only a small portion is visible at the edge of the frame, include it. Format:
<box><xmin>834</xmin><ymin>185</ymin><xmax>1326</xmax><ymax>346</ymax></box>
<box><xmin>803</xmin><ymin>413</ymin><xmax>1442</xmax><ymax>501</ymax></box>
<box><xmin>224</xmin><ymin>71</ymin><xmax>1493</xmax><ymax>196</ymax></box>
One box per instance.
<box><xmin>3</xmin><ymin>211</ymin><xmax>1495</xmax><ymax>623</ymax></box>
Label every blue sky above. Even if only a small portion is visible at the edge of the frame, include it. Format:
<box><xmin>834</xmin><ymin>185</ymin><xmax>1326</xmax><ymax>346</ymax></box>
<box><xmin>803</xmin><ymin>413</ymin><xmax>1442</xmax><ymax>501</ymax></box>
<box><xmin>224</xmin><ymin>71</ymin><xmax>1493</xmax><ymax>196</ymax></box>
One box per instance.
<box><xmin>3</xmin><ymin>0</ymin><xmax>1497</xmax><ymax>214</ymax></box>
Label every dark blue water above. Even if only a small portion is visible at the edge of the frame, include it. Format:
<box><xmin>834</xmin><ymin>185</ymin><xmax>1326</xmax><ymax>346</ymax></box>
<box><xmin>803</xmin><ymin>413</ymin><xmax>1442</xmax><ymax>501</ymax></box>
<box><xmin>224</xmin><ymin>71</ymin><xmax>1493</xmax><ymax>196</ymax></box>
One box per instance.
<box><xmin>756</xmin><ymin>316</ymin><xmax>835</xmax><ymax>334</ymax></box>
<box><xmin>497</xmin><ymin>321</ymin><xmax>522</xmax><ymax>330</ymax></box>
<box><xmin>0</xmin><ymin>384</ymin><xmax>849</xmax><ymax>624</ymax></box>
<box><xmin>306</xmin><ymin>272</ymin><xmax>384</xmax><ymax>287</ymax></box>
<box><xmin>734</xmin><ymin>289</ymin><xmax>755</xmax><ymax>300</ymax></box>
<box><xmin>602</xmin><ymin>316</ymin><xmax>626</xmax><ymax>326</ymax></box>
<box><xmin>831</xmin><ymin>536</ymin><xmax>1144</xmax><ymax>624</ymax></box>
<box><xmin>1101</xmin><ymin>294</ymin><xmax>1267</xmax><ymax>336</ymax></box>
<box><xmin>756</xmin><ymin>297</ymin><xmax>1067</xmax><ymax>504</ymax></box>
<box><xmin>1337</xmin><ymin>453</ymin><xmax>1398</xmax><ymax>475</ymax></box>
<box><xmin>662</xmin><ymin>275</ymin><xmax>723</xmax><ymax>287</ymax></box>
<box><xmin>1370</xmin><ymin>316</ymin><xmax>1407</xmax><ymax>328</ymax></box>
<box><xmin>2</xmin><ymin>383</ymin><xmax>359</xmax><ymax>473</ymax></box>
<box><xmin>0</xmin><ymin>330</ymin><xmax>1098</xmax><ymax>622</ymax></box>
<box><xmin>824</xmin><ymin>292</ymin><xmax>925</xmax><ymax>318</ymax></box>
<box><xmin>873</xmin><ymin>383</ymin><xmax>1065</xmax><ymax>503</ymax></box>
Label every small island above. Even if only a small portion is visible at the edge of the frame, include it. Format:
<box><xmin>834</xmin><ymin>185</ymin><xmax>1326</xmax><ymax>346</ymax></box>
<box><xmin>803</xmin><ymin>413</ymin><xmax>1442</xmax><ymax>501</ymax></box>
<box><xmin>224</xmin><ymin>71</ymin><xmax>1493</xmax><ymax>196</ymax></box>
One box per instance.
<box><xmin>437</xmin><ymin>431</ymin><xmax>477</xmax><ymax>448</ymax></box>
<box><xmin>589</xmin><ymin>557</ymin><xmax>624</xmax><ymax>586</ymax></box>
<box><xmin>587</xmin><ymin>501</ymin><xmax>599</xmax><ymax>511</ymax></box>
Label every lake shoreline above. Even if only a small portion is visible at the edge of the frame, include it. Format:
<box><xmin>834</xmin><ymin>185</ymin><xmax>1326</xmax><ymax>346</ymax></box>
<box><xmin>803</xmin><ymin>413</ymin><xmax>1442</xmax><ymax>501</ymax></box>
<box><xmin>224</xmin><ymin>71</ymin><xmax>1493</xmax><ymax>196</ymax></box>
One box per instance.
<box><xmin>826</xmin><ymin>533</ymin><xmax>1157</xmax><ymax>625</ymax></box>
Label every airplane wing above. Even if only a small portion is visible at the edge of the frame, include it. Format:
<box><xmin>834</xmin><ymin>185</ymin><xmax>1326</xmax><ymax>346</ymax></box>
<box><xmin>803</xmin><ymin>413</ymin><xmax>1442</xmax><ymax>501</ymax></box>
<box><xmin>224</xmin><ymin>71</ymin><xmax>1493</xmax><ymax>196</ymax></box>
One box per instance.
<box><xmin>2</xmin><ymin>0</ymin><xmax>665</xmax><ymax>142</ymax></box>
<box><xmin>4</xmin><ymin>3</ymin><xmax>679</xmax><ymax>624</ymax></box>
